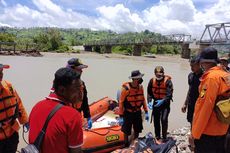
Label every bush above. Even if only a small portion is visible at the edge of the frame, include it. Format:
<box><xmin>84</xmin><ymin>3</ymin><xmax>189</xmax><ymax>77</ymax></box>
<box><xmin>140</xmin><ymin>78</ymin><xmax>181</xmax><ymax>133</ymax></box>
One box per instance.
<box><xmin>0</xmin><ymin>33</ymin><xmax>15</xmax><ymax>42</ymax></box>
<box><xmin>56</xmin><ymin>45</ymin><xmax>69</xmax><ymax>53</ymax></box>
<box><xmin>112</xmin><ymin>46</ymin><xmax>132</xmax><ymax>55</ymax></box>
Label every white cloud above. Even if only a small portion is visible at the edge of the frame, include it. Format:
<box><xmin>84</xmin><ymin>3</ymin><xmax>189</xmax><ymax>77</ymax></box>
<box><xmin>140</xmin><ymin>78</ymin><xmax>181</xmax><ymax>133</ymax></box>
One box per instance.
<box><xmin>0</xmin><ymin>22</ymin><xmax>11</xmax><ymax>27</ymax></box>
<box><xmin>0</xmin><ymin>0</ymin><xmax>230</xmax><ymax>39</ymax></box>
<box><xmin>0</xmin><ymin>0</ymin><xmax>7</xmax><ymax>7</ymax></box>
<box><xmin>96</xmin><ymin>4</ymin><xmax>145</xmax><ymax>32</ymax></box>
<box><xmin>142</xmin><ymin>0</ymin><xmax>195</xmax><ymax>35</ymax></box>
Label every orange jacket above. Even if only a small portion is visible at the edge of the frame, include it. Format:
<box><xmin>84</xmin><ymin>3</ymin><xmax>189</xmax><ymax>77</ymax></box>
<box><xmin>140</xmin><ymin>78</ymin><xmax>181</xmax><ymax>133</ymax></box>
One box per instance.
<box><xmin>119</xmin><ymin>82</ymin><xmax>148</xmax><ymax>115</ymax></box>
<box><xmin>0</xmin><ymin>80</ymin><xmax>28</xmax><ymax>140</ymax></box>
<box><xmin>152</xmin><ymin>75</ymin><xmax>171</xmax><ymax>99</ymax></box>
<box><xmin>192</xmin><ymin>66</ymin><xmax>230</xmax><ymax>139</ymax></box>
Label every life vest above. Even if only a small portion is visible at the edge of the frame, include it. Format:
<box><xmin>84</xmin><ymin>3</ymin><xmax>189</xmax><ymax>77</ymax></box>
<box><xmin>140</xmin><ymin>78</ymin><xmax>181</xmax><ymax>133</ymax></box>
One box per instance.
<box><xmin>152</xmin><ymin>75</ymin><xmax>171</xmax><ymax>99</ymax></box>
<box><xmin>71</xmin><ymin>83</ymin><xmax>84</xmax><ymax>111</ymax></box>
<box><xmin>122</xmin><ymin>82</ymin><xmax>145</xmax><ymax>113</ymax></box>
<box><xmin>72</xmin><ymin>102</ymin><xmax>82</xmax><ymax>111</ymax></box>
<box><xmin>0</xmin><ymin>80</ymin><xmax>19</xmax><ymax>139</ymax></box>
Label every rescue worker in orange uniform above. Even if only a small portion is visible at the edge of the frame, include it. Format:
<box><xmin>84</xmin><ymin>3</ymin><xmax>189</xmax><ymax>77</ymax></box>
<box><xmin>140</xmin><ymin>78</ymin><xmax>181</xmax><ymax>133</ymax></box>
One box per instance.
<box><xmin>192</xmin><ymin>47</ymin><xmax>230</xmax><ymax>153</ymax></box>
<box><xmin>119</xmin><ymin>70</ymin><xmax>149</xmax><ymax>147</ymax></box>
<box><xmin>147</xmin><ymin>66</ymin><xmax>173</xmax><ymax>141</ymax></box>
<box><xmin>66</xmin><ymin>58</ymin><xmax>92</xmax><ymax>129</ymax></box>
<box><xmin>0</xmin><ymin>64</ymin><xmax>29</xmax><ymax>153</ymax></box>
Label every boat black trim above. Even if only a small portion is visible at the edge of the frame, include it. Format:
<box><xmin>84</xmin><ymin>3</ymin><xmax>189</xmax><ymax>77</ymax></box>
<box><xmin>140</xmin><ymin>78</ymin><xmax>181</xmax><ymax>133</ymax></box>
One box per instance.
<box><xmin>82</xmin><ymin>141</ymin><xmax>125</xmax><ymax>153</ymax></box>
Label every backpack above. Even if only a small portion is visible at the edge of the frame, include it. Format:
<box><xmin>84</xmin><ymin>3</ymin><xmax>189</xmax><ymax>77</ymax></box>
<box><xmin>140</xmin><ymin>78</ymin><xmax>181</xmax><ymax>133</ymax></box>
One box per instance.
<box><xmin>21</xmin><ymin>144</ymin><xmax>39</xmax><ymax>153</ymax></box>
<box><xmin>215</xmin><ymin>98</ymin><xmax>230</xmax><ymax>124</ymax></box>
<box><xmin>214</xmin><ymin>88</ymin><xmax>230</xmax><ymax>124</ymax></box>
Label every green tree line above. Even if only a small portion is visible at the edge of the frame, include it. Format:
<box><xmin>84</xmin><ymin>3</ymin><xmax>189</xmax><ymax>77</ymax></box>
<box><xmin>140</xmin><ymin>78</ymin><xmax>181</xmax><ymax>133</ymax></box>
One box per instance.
<box><xmin>0</xmin><ymin>27</ymin><xmax>180</xmax><ymax>54</ymax></box>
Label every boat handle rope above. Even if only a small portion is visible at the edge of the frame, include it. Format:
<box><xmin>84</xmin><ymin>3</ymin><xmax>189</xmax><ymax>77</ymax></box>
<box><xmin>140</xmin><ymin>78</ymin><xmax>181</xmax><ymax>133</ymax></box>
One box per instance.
<box><xmin>85</xmin><ymin>125</ymin><xmax>122</xmax><ymax>136</ymax></box>
<box><xmin>106</xmin><ymin>126</ymin><xmax>122</xmax><ymax>131</ymax></box>
<box><xmin>85</xmin><ymin>129</ymin><xmax>110</xmax><ymax>136</ymax></box>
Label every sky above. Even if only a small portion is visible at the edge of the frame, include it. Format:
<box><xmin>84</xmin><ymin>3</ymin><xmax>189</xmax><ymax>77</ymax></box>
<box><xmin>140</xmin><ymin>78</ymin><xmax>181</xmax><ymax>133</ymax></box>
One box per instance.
<box><xmin>0</xmin><ymin>0</ymin><xmax>230</xmax><ymax>39</ymax></box>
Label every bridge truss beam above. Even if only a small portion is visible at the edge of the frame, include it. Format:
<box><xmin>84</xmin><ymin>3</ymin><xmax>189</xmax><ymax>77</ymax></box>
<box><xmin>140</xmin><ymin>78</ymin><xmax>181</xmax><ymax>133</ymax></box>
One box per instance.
<box><xmin>200</xmin><ymin>22</ymin><xmax>230</xmax><ymax>45</ymax></box>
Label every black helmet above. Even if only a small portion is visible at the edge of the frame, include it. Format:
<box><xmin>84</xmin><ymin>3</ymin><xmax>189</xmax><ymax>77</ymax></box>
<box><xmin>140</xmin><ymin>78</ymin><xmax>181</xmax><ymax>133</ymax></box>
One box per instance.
<box><xmin>198</xmin><ymin>47</ymin><xmax>220</xmax><ymax>63</ymax></box>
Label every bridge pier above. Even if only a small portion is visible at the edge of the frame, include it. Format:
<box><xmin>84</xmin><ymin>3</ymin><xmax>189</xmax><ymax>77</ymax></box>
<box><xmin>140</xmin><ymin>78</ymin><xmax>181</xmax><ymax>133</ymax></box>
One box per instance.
<box><xmin>104</xmin><ymin>45</ymin><xmax>112</xmax><ymax>53</ymax></box>
<box><xmin>181</xmin><ymin>43</ymin><xmax>190</xmax><ymax>59</ymax></box>
<box><xmin>84</xmin><ymin>45</ymin><xmax>92</xmax><ymax>52</ymax></box>
<box><xmin>133</xmin><ymin>44</ymin><xmax>142</xmax><ymax>56</ymax></box>
<box><xmin>94</xmin><ymin>46</ymin><xmax>101</xmax><ymax>53</ymax></box>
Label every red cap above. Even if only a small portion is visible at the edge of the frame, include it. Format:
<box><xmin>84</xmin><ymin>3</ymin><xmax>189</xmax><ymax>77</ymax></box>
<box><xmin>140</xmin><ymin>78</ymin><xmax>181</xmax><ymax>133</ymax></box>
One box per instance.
<box><xmin>0</xmin><ymin>64</ymin><xmax>10</xmax><ymax>70</ymax></box>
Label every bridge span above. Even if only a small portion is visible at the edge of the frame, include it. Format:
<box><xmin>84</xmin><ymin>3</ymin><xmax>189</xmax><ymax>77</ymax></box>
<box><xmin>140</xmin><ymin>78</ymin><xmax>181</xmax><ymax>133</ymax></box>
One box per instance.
<box><xmin>83</xmin><ymin>34</ymin><xmax>192</xmax><ymax>58</ymax></box>
<box><xmin>198</xmin><ymin>22</ymin><xmax>230</xmax><ymax>51</ymax></box>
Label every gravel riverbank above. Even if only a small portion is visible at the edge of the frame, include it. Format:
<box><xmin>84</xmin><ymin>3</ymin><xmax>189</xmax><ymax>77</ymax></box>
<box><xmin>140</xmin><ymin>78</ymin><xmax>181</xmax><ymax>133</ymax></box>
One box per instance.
<box><xmin>169</xmin><ymin>126</ymin><xmax>193</xmax><ymax>153</ymax></box>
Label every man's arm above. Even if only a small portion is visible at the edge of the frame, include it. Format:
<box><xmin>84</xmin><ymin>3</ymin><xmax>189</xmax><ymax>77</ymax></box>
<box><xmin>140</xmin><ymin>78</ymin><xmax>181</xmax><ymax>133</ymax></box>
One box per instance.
<box><xmin>181</xmin><ymin>90</ymin><xmax>189</xmax><ymax>113</ymax></box>
<box><xmin>182</xmin><ymin>73</ymin><xmax>192</xmax><ymax>112</ymax></box>
<box><xmin>68</xmin><ymin>112</ymin><xmax>83</xmax><ymax>153</ymax></box>
<box><xmin>81</xmin><ymin>82</ymin><xmax>91</xmax><ymax>118</ymax></box>
<box><xmin>13</xmin><ymin>87</ymin><xmax>28</xmax><ymax>124</ymax></box>
<box><xmin>147</xmin><ymin>79</ymin><xmax>154</xmax><ymax>102</ymax></box>
<box><xmin>164</xmin><ymin>79</ymin><xmax>173</xmax><ymax>102</ymax></box>
<box><xmin>119</xmin><ymin>86</ymin><xmax>129</xmax><ymax>116</ymax></box>
<box><xmin>141</xmin><ymin>86</ymin><xmax>148</xmax><ymax>112</ymax></box>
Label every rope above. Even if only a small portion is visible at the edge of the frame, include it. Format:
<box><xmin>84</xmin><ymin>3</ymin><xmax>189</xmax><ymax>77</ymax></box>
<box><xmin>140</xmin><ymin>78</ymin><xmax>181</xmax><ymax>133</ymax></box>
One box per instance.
<box><xmin>85</xmin><ymin>129</ymin><xmax>110</xmax><ymax>136</ymax></box>
<box><xmin>16</xmin><ymin>125</ymin><xmax>29</xmax><ymax>153</ymax></box>
<box><xmin>22</xmin><ymin>125</ymin><xmax>29</xmax><ymax>144</ymax></box>
<box><xmin>84</xmin><ymin>125</ymin><xmax>122</xmax><ymax>136</ymax></box>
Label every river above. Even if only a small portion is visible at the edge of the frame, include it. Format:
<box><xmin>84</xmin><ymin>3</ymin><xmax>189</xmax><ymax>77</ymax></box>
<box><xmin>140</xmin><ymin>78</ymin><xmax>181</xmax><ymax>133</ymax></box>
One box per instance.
<box><xmin>0</xmin><ymin>52</ymin><xmax>191</xmax><ymax>150</ymax></box>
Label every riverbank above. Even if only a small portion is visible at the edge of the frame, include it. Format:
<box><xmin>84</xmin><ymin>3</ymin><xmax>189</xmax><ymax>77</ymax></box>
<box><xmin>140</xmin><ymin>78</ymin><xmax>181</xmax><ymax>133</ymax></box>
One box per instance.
<box><xmin>40</xmin><ymin>51</ymin><xmax>188</xmax><ymax>63</ymax></box>
<box><xmin>169</xmin><ymin>126</ymin><xmax>193</xmax><ymax>153</ymax></box>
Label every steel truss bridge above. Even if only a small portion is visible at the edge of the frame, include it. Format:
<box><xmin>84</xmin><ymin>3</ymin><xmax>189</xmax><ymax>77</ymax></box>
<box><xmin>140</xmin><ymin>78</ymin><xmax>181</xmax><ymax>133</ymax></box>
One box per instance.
<box><xmin>84</xmin><ymin>34</ymin><xmax>192</xmax><ymax>46</ymax></box>
<box><xmin>83</xmin><ymin>34</ymin><xmax>192</xmax><ymax>57</ymax></box>
<box><xmin>199</xmin><ymin>22</ymin><xmax>230</xmax><ymax>45</ymax></box>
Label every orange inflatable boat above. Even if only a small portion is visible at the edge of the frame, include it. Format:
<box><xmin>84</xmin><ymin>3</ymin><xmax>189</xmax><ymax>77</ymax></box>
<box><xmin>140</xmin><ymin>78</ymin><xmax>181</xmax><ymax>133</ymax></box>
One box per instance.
<box><xmin>82</xmin><ymin>97</ymin><xmax>125</xmax><ymax>153</ymax></box>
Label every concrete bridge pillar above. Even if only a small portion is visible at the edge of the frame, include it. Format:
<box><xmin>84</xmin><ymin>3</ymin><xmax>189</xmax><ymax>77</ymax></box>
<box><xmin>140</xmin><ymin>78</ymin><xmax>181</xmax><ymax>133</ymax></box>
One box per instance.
<box><xmin>94</xmin><ymin>46</ymin><xmax>101</xmax><ymax>53</ymax></box>
<box><xmin>133</xmin><ymin>44</ymin><xmax>142</xmax><ymax>56</ymax></box>
<box><xmin>105</xmin><ymin>45</ymin><xmax>112</xmax><ymax>53</ymax></box>
<box><xmin>181</xmin><ymin>43</ymin><xmax>190</xmax><ymax>59</ymax></box>
<box><xmin>84</xmin><ymin>45</ymin><xmax>92</xmax><ymax>52</ymax></box>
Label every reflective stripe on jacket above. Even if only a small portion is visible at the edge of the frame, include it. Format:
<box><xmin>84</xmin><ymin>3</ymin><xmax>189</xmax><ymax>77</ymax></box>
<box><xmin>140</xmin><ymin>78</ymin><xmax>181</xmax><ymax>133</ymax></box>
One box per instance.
<box><xmin>119</xmin><ymin>82</ymin><xmax>148</xmax><ymax>115</ymax></box>
<box><xmin>152</xmin><ymin>75</ymin><xmax>171</xmax><ymax>99</ymax></box>
<box><xmin>192</xmin><ymin>66</ymin><xmax>230</xmax><ymax>139</ymax></box>
<box><xmin>0</xmin><ymin>80</ymin><xmax>28</xmax><ymax>140</ymax></box>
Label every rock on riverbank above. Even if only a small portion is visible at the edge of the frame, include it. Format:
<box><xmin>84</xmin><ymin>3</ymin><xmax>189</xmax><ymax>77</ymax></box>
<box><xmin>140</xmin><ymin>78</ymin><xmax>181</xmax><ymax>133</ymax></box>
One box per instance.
<box><xmin>169</xmin><ymin>126</ymin><xmax>193</xmax><ymax>153</ymax></box>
